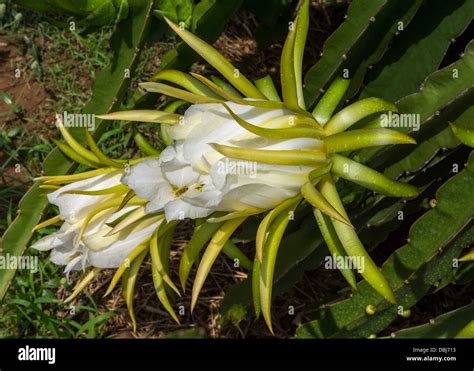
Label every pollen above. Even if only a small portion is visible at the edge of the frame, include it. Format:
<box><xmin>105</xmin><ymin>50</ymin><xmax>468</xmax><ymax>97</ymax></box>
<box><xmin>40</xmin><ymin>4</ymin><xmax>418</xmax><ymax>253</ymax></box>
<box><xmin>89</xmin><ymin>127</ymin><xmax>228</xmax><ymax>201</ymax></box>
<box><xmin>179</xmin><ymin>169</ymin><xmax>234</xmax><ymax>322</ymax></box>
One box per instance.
<box><xmin>173</xmin><ymin>186</ymin><xmax>189</xmax><ymax>197</ymax></box>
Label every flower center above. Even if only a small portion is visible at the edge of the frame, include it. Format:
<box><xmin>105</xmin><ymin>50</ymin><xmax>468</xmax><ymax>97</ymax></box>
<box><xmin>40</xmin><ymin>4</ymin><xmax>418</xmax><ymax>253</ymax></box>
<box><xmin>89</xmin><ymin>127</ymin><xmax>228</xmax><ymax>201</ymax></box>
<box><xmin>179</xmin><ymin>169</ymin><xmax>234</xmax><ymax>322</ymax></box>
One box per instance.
<box><xmin>173</xmin><ymin>186</ymin><xmax>189</xmax><ymax>197</ymax></box>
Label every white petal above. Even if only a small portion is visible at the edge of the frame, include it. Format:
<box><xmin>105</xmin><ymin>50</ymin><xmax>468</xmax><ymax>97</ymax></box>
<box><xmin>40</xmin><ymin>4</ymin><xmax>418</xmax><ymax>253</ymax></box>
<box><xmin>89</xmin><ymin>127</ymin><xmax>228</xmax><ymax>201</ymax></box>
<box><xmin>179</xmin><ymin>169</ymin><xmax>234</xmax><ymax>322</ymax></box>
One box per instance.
<box><xmin>164</xmin><ymin>198</ymin><xmax>213</xmax><ymax>221</ymax></box>
<box><xmin>162</xmin><ymin>162</ymin><xmax>200</xmax><ymax>189</ymax></box>
<box><xmin>145</xmin><ymin>183</ymin><xmax>174</xmax><ymax>213</ymax></box>
<box><xmin>87</xmin><ymin>221</ymin><xmax>161</xmax><ymax>268</ymax></box>
<box><xmin>217</xmin><ymin>183</ymin><xmax>297</xmax><ymax>210</ymax></box>
<box><xmin>31</xmin><ymin>234</ymin><xmax>63</xmax><ymax>251</ymax></box>
<box><xmin>125</xmin><ymin>158</ymin><xmax>166</xmax><ymax>202</ymax></box>
<box><xmin>48</xmin><ymin>172</ymin><xmax>122</xmax><ymax>222</ymax></box>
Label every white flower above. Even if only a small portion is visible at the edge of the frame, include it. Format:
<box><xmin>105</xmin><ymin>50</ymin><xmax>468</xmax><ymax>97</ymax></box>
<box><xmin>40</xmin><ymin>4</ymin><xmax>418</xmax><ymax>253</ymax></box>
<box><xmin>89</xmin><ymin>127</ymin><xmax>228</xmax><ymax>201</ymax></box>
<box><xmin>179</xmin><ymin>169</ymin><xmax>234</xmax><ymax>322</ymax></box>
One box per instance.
<box><xmin>31</xmin><ymin>173</ymin><xmax>162</xmax><ymax>272</ymax></box>
<box><xmin>123</xmin><ymin>142</ymin><xmax>223</xmax><ymax>221</ymax></box>
<box><xmin>125</xmin><ymin>102</ymin><xmax>320</xmax><ymax>219</ymax></box>
<box><xmin>47</xmin><ymin>172</ymin><xmax>122</xmax><ymax>223</ymax></box>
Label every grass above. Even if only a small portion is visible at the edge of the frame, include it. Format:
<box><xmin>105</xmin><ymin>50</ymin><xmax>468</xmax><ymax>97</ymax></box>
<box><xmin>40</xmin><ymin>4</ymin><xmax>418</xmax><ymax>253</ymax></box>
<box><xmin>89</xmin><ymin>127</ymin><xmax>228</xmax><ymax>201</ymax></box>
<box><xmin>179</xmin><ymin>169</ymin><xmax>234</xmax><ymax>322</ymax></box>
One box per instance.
<box><xmin>0</xmin><ymin>241</ymin><xmax>115</xmax><ymax>339</ymax></box>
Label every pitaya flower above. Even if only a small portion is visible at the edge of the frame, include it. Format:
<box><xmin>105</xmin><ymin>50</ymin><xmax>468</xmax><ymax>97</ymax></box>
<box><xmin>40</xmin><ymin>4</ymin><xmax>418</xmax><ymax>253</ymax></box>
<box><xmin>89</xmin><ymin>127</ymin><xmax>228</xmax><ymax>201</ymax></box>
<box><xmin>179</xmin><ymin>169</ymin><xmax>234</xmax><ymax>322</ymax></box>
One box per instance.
<box><xmin>122</xmin><ymin>102</ymin><xmax>320</xmax><ymax>221</ymax></box>
<box><xmin>34</xmin><ymin>0</ymin><xmax>420</xmax><ymax>333</ymax></box>
<box><xmin>31</xmin><ymin>172</ymin><xmax>161</xmax><ymax>272</ymax></box>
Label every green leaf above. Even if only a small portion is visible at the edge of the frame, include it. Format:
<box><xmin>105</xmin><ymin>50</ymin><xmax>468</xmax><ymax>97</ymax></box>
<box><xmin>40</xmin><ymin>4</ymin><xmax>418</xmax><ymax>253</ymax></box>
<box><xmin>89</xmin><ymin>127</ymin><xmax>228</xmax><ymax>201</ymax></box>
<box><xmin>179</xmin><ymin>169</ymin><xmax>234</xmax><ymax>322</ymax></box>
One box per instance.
<box><xmin>222</xmin><ymin>103</ymin><xmax>323</xmax><ymax>140</ymax></box>
<box><xmin>301</xmin><ymin>182</ymin><xmax>351</xmax><ymax>226</ymax></box>
<box><xmin>154</xmin><ymin>0</ymin><xmax>193</xmax><ymax>26</ymax></box>
<box><xmin>365</xmin><ymin>42</ymin><xmax>474</xmax><ymax>177</ymax></box>
<box><xmin>140</xmin><ymin>82</ymin><xmax>222</xmax><ymax>104</ymax></box>
<box><xmin>293</xmin><ymin>0</ymin><xmax>309</xmax><ymax>110</ymax></box>
<box><xmin>0</xmin><ymin>0</ymin><xmax>156</xmax><ymax>300</ymax></box>
<box><xmin>330</xmin><ymin>154</ymin><xmax>419</xmax><ymax>197</ymax></box>
<box><xmin>450</xmin><ymin>105</ymin><xmax>474</xmax><ymax>147</ymax></box>
<box><xmin>211</xmin><ymin>144</ymin><xmax>327</xmax><ymax>167</ymax></box>
<box><xmin>97</xmin><ymin>109</ymin><xmax>181</xmax><ymax>124</ymax></box>
<box><xmin>324</xmin><ymin>98</ymin><xmax>397</xmax><ymax>135</ymax></box>
<box><xmin>254</xmin><ymin>75</ymin><xmax>281</xmax><ymax>102</ymax></box>
<box><xmin>134</xmin><ymin>132</ymin><xmax>162</xmax><ymax>156</ymax></box>
<box><xmin>152</xmin><ymin>69</ymin><xmax>219</xmax><ymax>97</ymax></box>
<box><xmin>313</xmin><ymin>209</ymin><xmax>356</xmax><ymax>289</ymax></box>
<box><xmin>211</xmin><ymin>75</ymin><xmax>242</xmax><ymax>98</ymax></box>
<box><xmin>179</xmin><ymin>220</ymin><xmax>223</xmax><ymax>291</ymax></box>
<box><xmin>221</xmin><ymin>148</ymin><xmax>470</xmax><ymax>321</ymax></box>
<box><xmin>391</xmin><ymin>302</ymin><xmax>474</xmax><ymax>338</ymax></box>
<box><xmin>159</xmin><ymin>0</ymin><xmax>242</xmax><ymax>71</ymax></box>
<box><xmin>318</xmin><ymin>176</ymin><xmax>396</xmax><ymax>304</ymax></box>
<box><xmin>303</xmin><ymin>0</ymin><xmax>386</xmax><ymax>108</ymax></box>
<box><xmin>260</xmin><ymin>203</ymin><xmax>297</xmax><ymax>333</ymax></box>
<box><xmin>324</xmin><ymin>128</ymin><xmax>416</xmax><ymax>153</ymax></box>
<box><xmin>221</xmin><ymin>240</ymin><xmax>252</xmax><ymax>271</ymax></box>
<box><xmin>164</xmin><ymin>18</ymin><xmax>264</xmax><ymax>99</ymax></box>
<box><xmin>150</xmin><ymin>226</ymin><xmax>181</xmax><ymax>296</ymax></box>
<box><xmin>312</xmin><ymin>77</ymin><xmax>350</xmax><ymax>125</ymax></box>
<box><xmin>342</xmin><ymin>0</ymin><xmax>425</xmax><ymax>99</ymax></box>
<box><xmin>151</xmin><ymin>259</ymin><xmax>180</xmax><ymax>324</ymax></box>
<box><xmin>123</xmin><ymin>249</ymin><xmax>147</xmax><ymax>332</ymax></box>
<box><xmin>296</xmin><ymin>152</ymin><xmax>474</xmax><ymax>338</ymax></box>
<box><xmin>280</xmin><ymin>11</ymin><xmax>300</xmax><ymax>111</ymax></box>
<box><xmin>360</xmin><ymin>0</ymin><xmax>474</xmax><ymax>101</ymax></box>
<box><xmin>191</xmin><ymin>217</ymin><xmax>247</xmax><ymax>311</ymax></box>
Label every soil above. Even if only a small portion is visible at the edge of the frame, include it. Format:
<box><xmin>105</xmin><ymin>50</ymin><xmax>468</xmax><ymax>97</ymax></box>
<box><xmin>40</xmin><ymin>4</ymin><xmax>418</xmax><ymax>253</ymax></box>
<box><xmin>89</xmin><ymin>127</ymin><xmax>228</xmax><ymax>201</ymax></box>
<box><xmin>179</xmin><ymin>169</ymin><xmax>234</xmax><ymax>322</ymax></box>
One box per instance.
<box><xmin>0</xmin><ymin>40</ymin><xmax>48</xmax><ymax>128</ymax></box>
